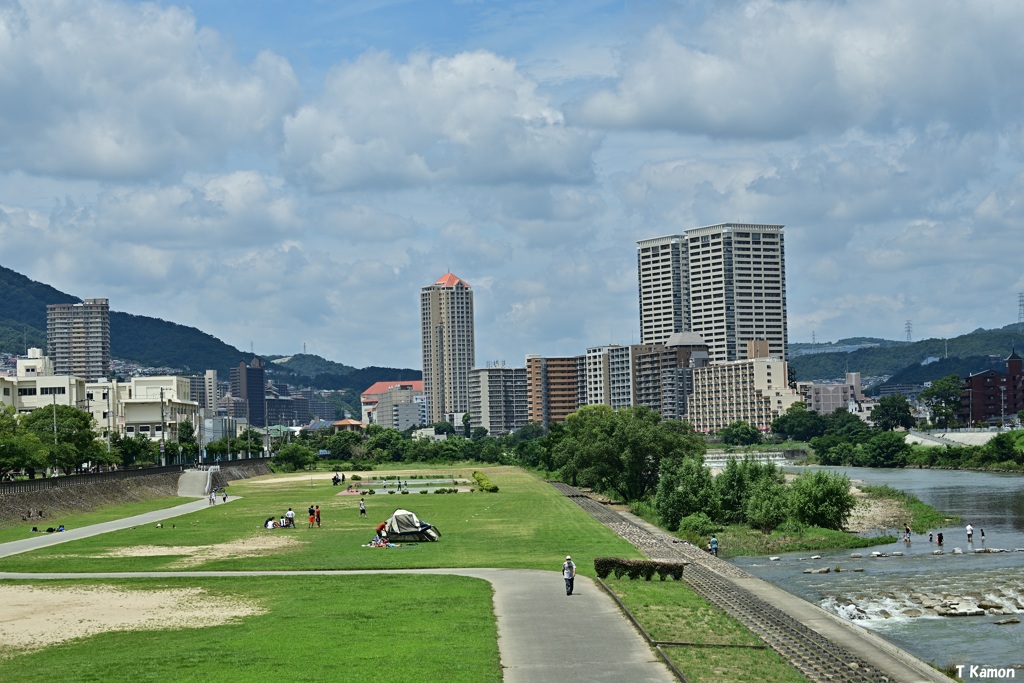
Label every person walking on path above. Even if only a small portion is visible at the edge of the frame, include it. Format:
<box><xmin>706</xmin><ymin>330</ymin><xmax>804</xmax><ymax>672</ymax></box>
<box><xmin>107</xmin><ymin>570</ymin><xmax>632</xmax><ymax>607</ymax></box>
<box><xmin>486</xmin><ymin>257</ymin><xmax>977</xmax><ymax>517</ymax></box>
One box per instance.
<box><xmin>966</xmin><ymin>523</ymin><xmax>974</xmax><ymax>543</ymax></box>
<box><xmin>315</xmin><ymin>505</ymin><xmax>321</xmax><ymax>528</ymax></box>
<box><xmin>359</xmin><ymin>499</ymin><xmax>366</xmax><ymax>518</ymax></box>
<box><xmin>562</xmin><ymin>555</ymin><xmax>576</xmax><ymax>596</ymax></box>
<box><xmin>286</xmin><ymin>508</ymin><xmax>296</xmax><ymax>528</ymax></box>
<box><xmin>222</xmin><ymin>489</ymin><xmax>227</xmax><ymax>503</ymax></box>
<box><xmin>208</xmin><ymin>491</ymin><xmax>216</xmax><ymax>506</ymax></box>
<box><xmin>709</xmin><ymin>535</ymin><xmax>719</xmax><ymax>557</ymax></box>
<box><xmin>308</xmin><ymin>505</ymin><xmax>316</xmax><ymax>528</ymax></box>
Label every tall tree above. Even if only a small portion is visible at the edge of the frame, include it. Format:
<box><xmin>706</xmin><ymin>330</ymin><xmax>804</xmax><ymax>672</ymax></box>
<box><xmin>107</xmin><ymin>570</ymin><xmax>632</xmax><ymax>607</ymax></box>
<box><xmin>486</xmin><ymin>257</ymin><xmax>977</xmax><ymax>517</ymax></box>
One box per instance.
<box><xmin>918</xmin><ymin>374</ymin><xmax>964</xmax><ymax>428</ymax></box>
<box><xmin>770</xmin><ymin>402</ymin><xmax>827</xmax><ymax>442</ymax></box>
<box><xmin>553</xmin><ymin>405</ymin><xmax>705</xmax><ymax>502</ymax></box>
<box><xmin>20</xmin><ymin>405</ymin><xmax>107</xmax><ymax>473</ymax></box>
<box><xmin>789</xmin><ymin>470</ymin><xmax>855</xmax><ymax>530</ymax></box>
<box><xmin>870</xmin><ymin>395</ymin><xmax>915</xmax><ymax>431</ymax></box>
<box><xmin>719</xmin><ymin>420</ymin><xmax>762</xmax><ymax>446</ymax></box>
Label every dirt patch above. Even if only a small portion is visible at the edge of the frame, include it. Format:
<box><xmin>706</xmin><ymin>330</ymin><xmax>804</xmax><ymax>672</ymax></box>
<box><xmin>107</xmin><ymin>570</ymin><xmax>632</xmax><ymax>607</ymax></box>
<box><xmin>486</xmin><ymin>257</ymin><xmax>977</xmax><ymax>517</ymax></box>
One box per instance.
<box><xmin>99</xmin><ymin>533</ymin><xmax>303</xmax><ymax>567</ymax></box>
<box><xmin>846</xmin><ymin>485</ymin><xmax>909</xmax><ymax>533</ymax></box>
<box><xmin>0</xmin><ymin>585</ymin><xmax>265</xmax><ymax>657</ymax></box>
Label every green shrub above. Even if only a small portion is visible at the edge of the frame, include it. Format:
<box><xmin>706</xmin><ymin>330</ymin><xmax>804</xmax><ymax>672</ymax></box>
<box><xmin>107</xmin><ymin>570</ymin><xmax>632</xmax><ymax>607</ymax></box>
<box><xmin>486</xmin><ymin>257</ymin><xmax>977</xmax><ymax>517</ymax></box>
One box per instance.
<box><xmin>401</xmin><ymin>490</ymin><xmax>409</xmax><ymax>494</ymax></box>
<box><xmin>593</xmin><ymin>558</ymin><xmax>687</xmax><ymax>581</ymax></box>
<box><xmin>472</xmin><ymin>471</ymin><xmax>499</xmax><ymax>492</ymax></box>
<box><xmin>350</xmin><ymin>474</ymin><xmax>362</xmax><ymax>481</ymax></box>
<box><xmin>678</xmin><ymin>512</ymin><xmax>719</xmax><ymax>537</ymax></box>
<box><xmin>419</xmin><ymin>490</ymin><xmax>428</xmax><ymax>494</ymax></box>
<box><xmin>366</xmin><ymin>489</ymin><xmax>375</xmax><ymax>495</ymax></box>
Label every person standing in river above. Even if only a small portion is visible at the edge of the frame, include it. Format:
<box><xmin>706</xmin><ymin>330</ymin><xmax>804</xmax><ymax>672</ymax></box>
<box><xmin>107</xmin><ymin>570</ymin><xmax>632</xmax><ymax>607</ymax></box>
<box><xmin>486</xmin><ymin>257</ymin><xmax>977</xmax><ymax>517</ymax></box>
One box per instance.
<box><xmin>966</xmin><ymin>523</ymin><xmax>974</xmax><ymax>543</ymax></box>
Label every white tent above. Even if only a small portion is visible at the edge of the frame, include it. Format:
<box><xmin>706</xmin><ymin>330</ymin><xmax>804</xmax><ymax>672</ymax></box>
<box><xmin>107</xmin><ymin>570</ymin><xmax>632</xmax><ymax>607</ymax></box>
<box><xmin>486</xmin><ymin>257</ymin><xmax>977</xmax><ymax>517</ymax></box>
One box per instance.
<box><xmin>384</xmin><ymin>509</ymin><xmax>441</xmax><ymax>542</ymax></box>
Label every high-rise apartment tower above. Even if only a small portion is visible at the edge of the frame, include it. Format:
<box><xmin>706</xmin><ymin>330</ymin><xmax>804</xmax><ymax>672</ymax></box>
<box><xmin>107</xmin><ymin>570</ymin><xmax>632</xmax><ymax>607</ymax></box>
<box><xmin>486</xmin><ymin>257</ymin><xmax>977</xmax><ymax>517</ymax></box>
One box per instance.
<box><xmin>46</xmin><ymin>298</ymin><xmax>111</xmax><ymax>380</ymax></box>
<box><xmin>420</xmin><ymin>273</ymin><xmax>475</xmax><ymax>424</ymax></box>
<box><xmin>638</xmin><ymin>224</ymin><xmax>787</xmax><ymax>363</ymax></box>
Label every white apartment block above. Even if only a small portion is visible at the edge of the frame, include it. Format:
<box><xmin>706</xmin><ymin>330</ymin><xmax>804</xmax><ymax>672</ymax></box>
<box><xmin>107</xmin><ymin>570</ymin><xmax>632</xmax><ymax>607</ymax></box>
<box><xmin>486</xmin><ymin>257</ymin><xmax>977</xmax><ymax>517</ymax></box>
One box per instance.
<box><xmin>0</xmin><ymin>349</ymin><xmax>88</xmax><ymax>414</ymax></box>
<box><xmin>637</xmin><ymin>235</ymin><xmax>687</xmax><ymax>345</ymax></box>
<box><xmin>87</xmin><ymin>376</ymin><xmax>198</xmax><ymax>446</ymax></box>
<box><xmin>584</xmin><ymin>345</ymin><xmax>633</xmax><ymax>408</ymax></box>
<box><xmin>638</xmin><ymin>224</ymin><xmax>787</xmax><ymax>364</ymax></box>
<box><xmin>421</xmin><ymin>273</ymin><xmax>475</xmax><ymax>424</ymax></box>
<box><xmin>375</xmin><ymin>384</ymin><xmax>426</xmax><ymax>430</ymax></box>
<box><xmin>688</xmin><ymin>356</ymin><xmax>801</xmax><ymax>433</ymax></box>
<box><xmin>46</xmin><ymin>298</ymin><xmax>110</xmax><ymax>380</ymax></box>
<box><xmin>468</xmin><ymin>365</ymin><xmax>528</xmax><ymax>436</ymax></box>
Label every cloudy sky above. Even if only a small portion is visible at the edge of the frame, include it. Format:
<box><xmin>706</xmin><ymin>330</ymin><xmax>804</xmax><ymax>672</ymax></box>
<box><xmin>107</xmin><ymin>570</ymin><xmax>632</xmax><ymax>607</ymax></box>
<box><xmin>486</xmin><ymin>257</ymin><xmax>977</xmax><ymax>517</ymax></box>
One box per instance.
<box><xmin>2</xmin><ymin>0</ymin><xmax>1022</xmax><ymax>369</ymax></box>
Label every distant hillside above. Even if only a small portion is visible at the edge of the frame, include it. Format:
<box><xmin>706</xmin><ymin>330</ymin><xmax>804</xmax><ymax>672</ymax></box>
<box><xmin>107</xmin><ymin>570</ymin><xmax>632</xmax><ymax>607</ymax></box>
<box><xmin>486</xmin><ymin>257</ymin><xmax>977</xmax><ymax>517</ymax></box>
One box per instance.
<box><xmin>0</xmin><ymin>264</ymin><xmax>419</xmax><ymax>392</ymax></box>
<box><xmin>790</xmin><ymin>325</ymin><xmax>1024</xmax><ymax>383</ymax></box>
<box><xmin>268</xmin><ymin>353</ymin><xmax>356</xmax><ymax>378</ymax></box>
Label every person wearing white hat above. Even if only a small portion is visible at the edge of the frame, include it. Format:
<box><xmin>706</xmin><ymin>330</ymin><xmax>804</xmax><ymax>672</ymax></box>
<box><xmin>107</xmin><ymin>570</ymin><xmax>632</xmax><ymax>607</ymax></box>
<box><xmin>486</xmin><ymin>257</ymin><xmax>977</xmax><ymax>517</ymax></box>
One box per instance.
<box><xmin>562</xmin><ymin>555</ymin><xmax>577</xmax><ymax>595</ymax></box>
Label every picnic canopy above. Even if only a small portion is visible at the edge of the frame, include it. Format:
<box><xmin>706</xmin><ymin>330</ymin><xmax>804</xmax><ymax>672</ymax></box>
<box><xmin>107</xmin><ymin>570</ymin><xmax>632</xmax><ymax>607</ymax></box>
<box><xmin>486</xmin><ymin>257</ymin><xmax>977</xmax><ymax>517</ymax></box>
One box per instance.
<box><xmin>385</xmin><ymin>509</ymin><xmax>441</xmax><ymax>542</ymax></box>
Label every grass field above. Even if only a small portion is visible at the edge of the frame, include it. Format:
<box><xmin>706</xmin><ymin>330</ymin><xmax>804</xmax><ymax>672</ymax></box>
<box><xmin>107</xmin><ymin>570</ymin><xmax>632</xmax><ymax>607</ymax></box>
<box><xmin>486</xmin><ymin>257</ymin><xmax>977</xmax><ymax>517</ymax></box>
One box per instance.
<box><xmin>0</xmin><ymin>465</ymin><xmax>809</xmax><ymax>682</ymax></box>
<box><xmin>606</xmin><ymin>579</ymin><xmax>807</xmax><ymax>683</ymax></box>
<box><xmin>0</xmin><ymin>575</ymin><xmax>499</xmax><ymax>683</ymax></box>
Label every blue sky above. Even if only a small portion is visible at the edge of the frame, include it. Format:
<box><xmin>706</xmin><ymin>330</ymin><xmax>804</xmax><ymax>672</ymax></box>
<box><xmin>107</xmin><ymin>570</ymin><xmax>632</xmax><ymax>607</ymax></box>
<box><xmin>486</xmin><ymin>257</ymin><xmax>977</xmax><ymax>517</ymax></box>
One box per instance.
<box><xmin>2</xmin><ymin>0</ymin><xmax>1023</xmax><ymax>370</ymax></box>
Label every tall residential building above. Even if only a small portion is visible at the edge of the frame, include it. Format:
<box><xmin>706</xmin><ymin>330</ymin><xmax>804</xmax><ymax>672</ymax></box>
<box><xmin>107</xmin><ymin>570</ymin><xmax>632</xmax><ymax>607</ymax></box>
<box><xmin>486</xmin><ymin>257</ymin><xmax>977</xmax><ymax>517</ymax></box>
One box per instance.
<box><xmin>189</xmin><ymin>369</ymin><xmax>219</xmax><ymax>417</ymax></box>
<box><xmin>584</xmin><ymin>345</ymin><xmax>634</xmax><ymax>409</ymax></box>
<box><xmin>631</xmin><ymin>333</ymin><xmax>709</xmax><ymax>421</ymax></box>
<box><xmin>637</xmin><ymin>235</ymin><xmax>687</xmax><ymax>345</ymax></box>
<box><xmin>421</xmin><ymin>273</ymin><xmax>475</xmax><ymax>425</ymax></box>
<box><xmin>46</xmin><ymin>298</ymin><xmax>110</xmax><ymax>380</ymax></box>
<box><xmin>230</xmin><ymin>356</ymin><xmax>266</xmax><ymax>427</ymax></box>
<box><xmin>638</xmin><ymin>224</ymin><xmax>787</xmax><ymax>364</ymax></box>
<box><xmin>526</xmin><ymin>354</ymin><xmax>585</xmax><ymax>427</ymax></box>
<box><xmin>468</xmin><ymin>365</ymin><xmax>528</xmax><ymax>436</ymax></box>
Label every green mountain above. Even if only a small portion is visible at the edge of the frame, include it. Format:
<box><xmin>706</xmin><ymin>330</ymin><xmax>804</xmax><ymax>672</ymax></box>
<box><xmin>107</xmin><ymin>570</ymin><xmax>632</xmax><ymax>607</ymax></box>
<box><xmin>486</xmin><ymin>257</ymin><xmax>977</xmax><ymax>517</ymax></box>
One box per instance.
<box><xmin>0</xmin><ymin>264</ymin><xmax>420</xmax><ymax>391</ymax></box>
<box><xmin>790</xmin><ymin>325</ymin><xmax>1024</xmax><ymax>385</ymax></box>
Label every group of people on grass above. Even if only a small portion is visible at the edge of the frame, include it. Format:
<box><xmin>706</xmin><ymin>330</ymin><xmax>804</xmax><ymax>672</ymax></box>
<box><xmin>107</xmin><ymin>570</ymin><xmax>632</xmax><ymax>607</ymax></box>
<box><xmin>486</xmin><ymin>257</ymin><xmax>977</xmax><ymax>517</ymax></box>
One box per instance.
<box><xmin>263</xmin><ymin>505</ymin><xmax>324</xmax><ymax>529</ymax></box>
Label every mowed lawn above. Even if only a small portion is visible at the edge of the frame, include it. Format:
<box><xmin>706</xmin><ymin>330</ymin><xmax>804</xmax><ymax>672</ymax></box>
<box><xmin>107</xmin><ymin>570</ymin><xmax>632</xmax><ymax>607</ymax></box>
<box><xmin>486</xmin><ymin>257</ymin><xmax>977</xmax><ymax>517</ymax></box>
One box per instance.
<box><xmin>0</xmin><ymin>466</ymin><xmax>641</xmax><ymax>573</ymax></box>
<box><xmin>0</xmin><ymin>466</ymin><xmax>644</xmax><ymax>681</ymax></box>
<box><xmin>0</xmin><ymin>574</ymin><xmax>499</xmax><ymax>683</ymax></box>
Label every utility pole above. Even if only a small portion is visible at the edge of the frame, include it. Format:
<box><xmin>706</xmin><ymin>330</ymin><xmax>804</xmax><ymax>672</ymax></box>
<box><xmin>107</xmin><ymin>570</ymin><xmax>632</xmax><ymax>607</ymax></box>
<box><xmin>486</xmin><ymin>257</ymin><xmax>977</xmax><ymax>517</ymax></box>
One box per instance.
<box><xmin>160</xmin><ymin>387</ymin><xmax>166</xmax><ymax>466</ymax></box>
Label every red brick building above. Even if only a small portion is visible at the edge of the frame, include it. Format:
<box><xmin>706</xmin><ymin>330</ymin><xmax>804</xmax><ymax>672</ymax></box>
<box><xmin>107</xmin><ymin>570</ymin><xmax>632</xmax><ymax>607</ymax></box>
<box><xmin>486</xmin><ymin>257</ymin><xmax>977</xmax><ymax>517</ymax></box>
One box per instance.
<box><xmin>960</xmin><ymin>350</ymin><xmax>1024</xmax><ymax>426</ymax></box>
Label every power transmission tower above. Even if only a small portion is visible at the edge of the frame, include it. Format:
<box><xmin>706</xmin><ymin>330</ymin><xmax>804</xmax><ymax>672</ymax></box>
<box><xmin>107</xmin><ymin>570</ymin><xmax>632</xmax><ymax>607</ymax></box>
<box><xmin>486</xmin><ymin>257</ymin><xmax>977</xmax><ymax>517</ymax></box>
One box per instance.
<box><xmin>905</xmin><ymin>320</ymin><xmax>912</xmax><ymax>343</ymax></box>
<box><xmin>1018</xmin><ymin>293</ymin><xmax>1024</xmax><ymax>334</ymax></box>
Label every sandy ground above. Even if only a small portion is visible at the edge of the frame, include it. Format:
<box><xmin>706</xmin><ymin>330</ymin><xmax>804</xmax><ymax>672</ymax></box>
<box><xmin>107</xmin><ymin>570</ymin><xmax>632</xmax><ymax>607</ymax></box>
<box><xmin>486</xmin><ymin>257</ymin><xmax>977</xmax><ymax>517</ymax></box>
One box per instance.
<box><xmin>97</xmin><ymin>533</ymin><xmax>304</xmax><ymax>568</ymax></box>
<box><xmin>0</xmin><ymin>585</ymin><xmax>265</xmax><ymax>657</ymax></box>
<box><xmin>846</xmin><ymin>485</ymin><xmax>909</xmax><ymax>533</ymax></box>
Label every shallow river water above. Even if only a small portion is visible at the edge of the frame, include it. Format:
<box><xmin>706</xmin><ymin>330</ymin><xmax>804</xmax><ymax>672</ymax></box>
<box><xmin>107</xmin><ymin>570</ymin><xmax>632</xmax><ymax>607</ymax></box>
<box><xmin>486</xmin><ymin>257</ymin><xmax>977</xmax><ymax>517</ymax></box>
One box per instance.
<box><xmin>731</xmin><ymin>466</ymin><xmax>1024</xmax><ymax>671</ymax></box>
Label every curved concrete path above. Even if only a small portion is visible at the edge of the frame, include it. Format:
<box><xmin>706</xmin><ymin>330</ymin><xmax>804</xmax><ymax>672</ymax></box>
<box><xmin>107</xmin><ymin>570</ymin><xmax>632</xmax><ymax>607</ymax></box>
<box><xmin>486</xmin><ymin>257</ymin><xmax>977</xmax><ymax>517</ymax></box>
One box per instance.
<box><xmin>0</xmin><ymin>497</ymin><xmax>239</xmax><ymax>560</ymax></box>
<box><xmin>0</xmin><ymin>505</ymin><xmax>673</xmax><ymax>683</ymax></box>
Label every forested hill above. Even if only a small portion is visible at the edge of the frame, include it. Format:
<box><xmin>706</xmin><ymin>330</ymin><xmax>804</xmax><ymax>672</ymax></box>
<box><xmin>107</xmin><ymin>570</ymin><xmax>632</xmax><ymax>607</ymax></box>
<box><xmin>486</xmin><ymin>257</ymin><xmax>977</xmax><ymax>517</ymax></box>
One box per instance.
<box><xmin>0</xmin><ymin>265</ymin><xmax>419</xmax><ymax>390</ymax></box>
<box><xmin>790</xmin><ymin>325</ymin><xmax>1024</xmax><ymax>382</ymax></box>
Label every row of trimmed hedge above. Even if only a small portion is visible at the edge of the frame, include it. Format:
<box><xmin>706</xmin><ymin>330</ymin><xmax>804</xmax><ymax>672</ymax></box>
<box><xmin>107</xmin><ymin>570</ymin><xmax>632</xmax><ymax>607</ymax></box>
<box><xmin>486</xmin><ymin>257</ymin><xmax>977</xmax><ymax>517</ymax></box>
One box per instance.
<box><xmin>472</xmin><ymin>471</ymin><xmax>498</xmax><ymax>492</ymax></box>
<box><xmin>594</xmin><ymin>557</ymin><xmax>687</xmax><ymax>581</ymax></box>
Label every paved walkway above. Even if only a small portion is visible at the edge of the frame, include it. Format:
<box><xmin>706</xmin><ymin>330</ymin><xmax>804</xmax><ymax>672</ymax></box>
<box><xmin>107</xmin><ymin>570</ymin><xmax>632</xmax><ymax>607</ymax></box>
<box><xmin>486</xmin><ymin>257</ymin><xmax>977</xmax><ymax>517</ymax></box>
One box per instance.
<box><xmin>0</xmin><ymin>503</ymin><xmax>673</xmax><ymax>683</ymax></box>
<box><xmin>0</xmin><ymin>497</ymin><xmax>238</xmax><ymax>559</ymax></box>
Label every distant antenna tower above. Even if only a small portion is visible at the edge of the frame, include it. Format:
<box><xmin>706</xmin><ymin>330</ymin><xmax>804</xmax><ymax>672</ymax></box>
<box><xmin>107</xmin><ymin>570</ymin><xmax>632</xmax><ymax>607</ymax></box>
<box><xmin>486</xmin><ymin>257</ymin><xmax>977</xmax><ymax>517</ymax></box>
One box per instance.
<box><xmin>1018</xmin><ymin>293</ymin><xmax>1024</xmax><ymax>333</ymax></box>
<box><xmin>905</xmin><ymin>320</ymin><xmax>913</xmax><ymax>343</ymax></box>
<box><xmin>303</xmin><ymin>342</ymin><xmax>307</xmax><ymax>354</ymax></box>
<box><xmin>812</xmin><ymin>330</ymin><xmax>816</xmax><ymax>345</ymax></box>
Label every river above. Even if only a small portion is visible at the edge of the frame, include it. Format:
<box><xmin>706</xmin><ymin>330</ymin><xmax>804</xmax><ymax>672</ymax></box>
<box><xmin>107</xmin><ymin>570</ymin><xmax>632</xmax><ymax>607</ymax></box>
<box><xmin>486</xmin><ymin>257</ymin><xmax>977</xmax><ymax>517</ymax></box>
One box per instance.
<box><xmin>731</xmin><ymin>467</ymin><xmax>1024</xmax><ymax>672</ymax></box>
